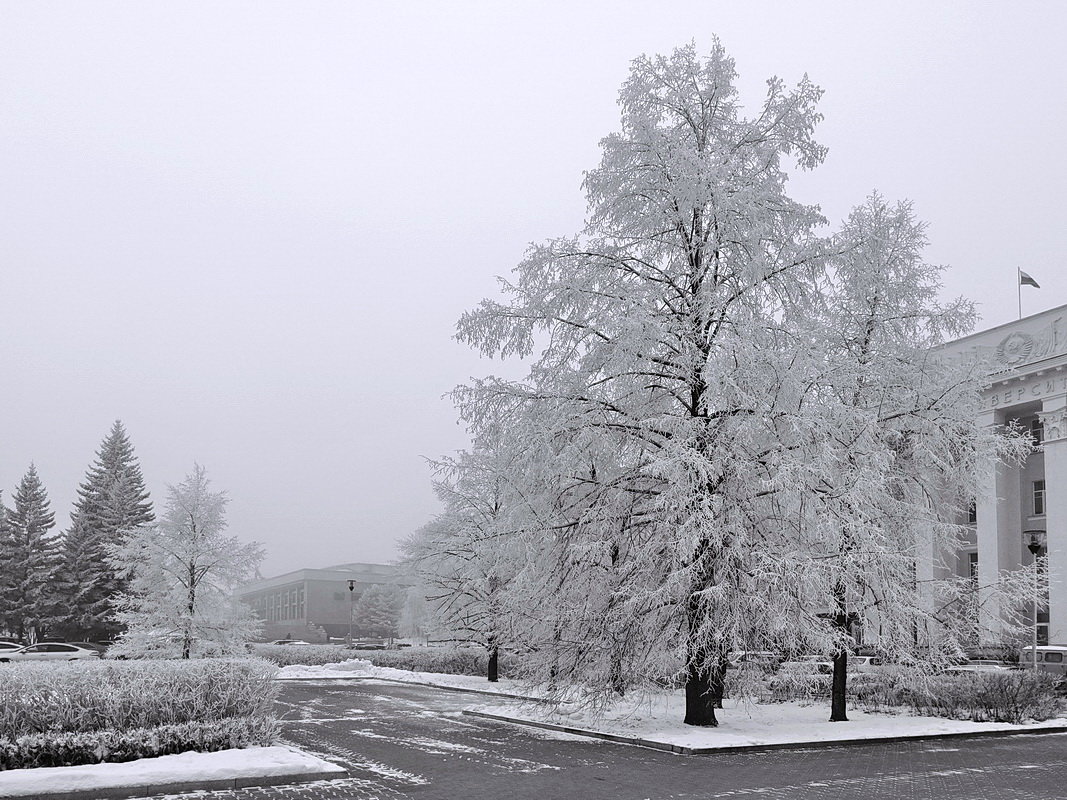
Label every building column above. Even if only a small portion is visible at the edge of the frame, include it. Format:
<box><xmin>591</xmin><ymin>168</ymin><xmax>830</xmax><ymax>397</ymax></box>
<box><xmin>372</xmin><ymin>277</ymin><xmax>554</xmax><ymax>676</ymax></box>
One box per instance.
<box><xmin>1040</xmin><ymin>396</ymin><xmax>1067</xmax><ymax>644</ymax></box>
<box><xmin>976</xmin><ymin>409</ymin><xmax>1012</xmax><ymax>641</ymax></box>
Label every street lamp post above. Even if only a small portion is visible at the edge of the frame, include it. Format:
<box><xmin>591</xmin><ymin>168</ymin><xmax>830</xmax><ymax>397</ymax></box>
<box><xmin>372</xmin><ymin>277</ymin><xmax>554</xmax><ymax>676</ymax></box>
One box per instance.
<box><xmin>347</xmin><ymin>580</ymin><xmax>356</xmax><ymax>646</ymax></box>
<box><xmin>1027</xmin><ymin>537</ymin><xmax>1043</xmax><ymax>671</ymax></box>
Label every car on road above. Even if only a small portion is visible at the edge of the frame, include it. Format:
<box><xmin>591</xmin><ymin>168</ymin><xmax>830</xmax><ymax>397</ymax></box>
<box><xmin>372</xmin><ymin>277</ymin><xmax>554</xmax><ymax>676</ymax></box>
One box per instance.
<box><xmin>0</xmin><ymin>640</ymin><xmax>23</xmax><ymax>653</ymax></box>
<box><xmin>0</xmin><ymin>642</ymin><xmax>102</xmax><ymax>662</ymax></box>
<box><xmin>269</xmin><ymin>639</ymin><xmax>315</xmax><ymax>646</ymax></box>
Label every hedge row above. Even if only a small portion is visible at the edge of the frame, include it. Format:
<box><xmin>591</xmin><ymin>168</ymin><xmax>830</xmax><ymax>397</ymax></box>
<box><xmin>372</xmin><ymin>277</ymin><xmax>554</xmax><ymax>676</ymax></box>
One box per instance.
<box><xmin>0</xmin><ymin>659</ymin><xmax>279</xmax><ymax>770</ymax></box>
<box><xmin>252</xmin><ymin>644</ymin><xmax>514</xmax><ymax>677</ymax></box>
<box><xmin>764</xmin><ymin>668</ymin><xmax>1062</xmax><ymax>723</ymax></box>
<box><xmin>0</xmin><ymin>659</ymin><xmax>278</xmax><ymax>738</ymax></box>
<box><xmin>251</xmin><ymin>644</ymin><xmax>352</xmax><ymax>666</ymax></box>
<box><xmin>1</xmin><ymin>716</ymin><xmax>278</xmax><ymax>770</ymax></box>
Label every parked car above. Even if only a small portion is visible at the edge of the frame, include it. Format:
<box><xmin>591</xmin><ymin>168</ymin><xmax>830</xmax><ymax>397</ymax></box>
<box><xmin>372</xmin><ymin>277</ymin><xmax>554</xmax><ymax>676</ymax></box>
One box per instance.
<box><xmin>780</xmin><ymin>658</ymin><xmax>833</xmax><ymax>675</ymax></box>
<box><xmin>0</xmin><ymin>641</ymin><xmax>23</xmax><ymax>653</ymax></box>
<box><xmin>1020</xmin><ymin>646</ymin><xmax>1067</xmax><ymax>676</ymax></box>
<box><xmin>849</xmin><ymin>655</ymin><xmax>885</xmax><ymax>671</ymax></box>
<box><xmin>0</xmin><ymin>642</ymin><xmax>102</xmax><ymax>662</ymax></box>
<box><xmin>353</xmin><ymin>638</ymin><xmax>388</xmax><ymax>650</ymax></box>
<box><xmin>726</xmin><ymin>651</ymin><xmax>783</xmax><ymax>671</ymax></box>
<box><xmin>269</xmin><ymin>639</ymin><xmax>314</xmax><ymax>646</ymax></box>
<box><xmin>941</xmin><ymin>661</ymin><xmax>1014</xmax><ymax>674</ymax></box>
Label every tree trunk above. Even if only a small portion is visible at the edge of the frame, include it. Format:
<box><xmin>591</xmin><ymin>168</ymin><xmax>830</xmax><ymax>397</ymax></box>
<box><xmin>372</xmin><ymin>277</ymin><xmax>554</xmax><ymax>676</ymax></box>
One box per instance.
<box><xmin>487</xmin><ymin>643</ymin><xmax>499</xmax><ymax>682</ymax></box>
<box><xmin>684</xmin><ymin>659</ymin><xmax>720</xmax><ymax>726</ymax></box>
<box><xmin>683</xmin><ymin>588</ymin><xmax>719</xmax><ymax>726</ymax></box>
<box><xmin>182</xmin><ymin>566</ymin><xmax>196</xmax><ymax>660</ymax></box>
<box><xmin>830</xmin><ymin>650</ymin><xmax>848</xmax><ymax>722</ymax></box>
<box><xmin>830</xmin><ymin>581</ymin><xmax>849</xmax><ymax>722</ymax></box>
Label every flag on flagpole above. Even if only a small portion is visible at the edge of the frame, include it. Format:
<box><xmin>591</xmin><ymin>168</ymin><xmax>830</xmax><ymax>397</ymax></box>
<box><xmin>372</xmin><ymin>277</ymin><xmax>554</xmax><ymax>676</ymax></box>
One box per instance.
<box><xmin>1020</xmin><ymin>270</ymin><xmax>1041</xmax><ymax>288</ymax></box>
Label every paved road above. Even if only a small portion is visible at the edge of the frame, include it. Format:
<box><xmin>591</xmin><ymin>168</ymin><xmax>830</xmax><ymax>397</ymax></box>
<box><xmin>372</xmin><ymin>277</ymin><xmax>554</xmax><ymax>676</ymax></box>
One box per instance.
<box><xmin>144</xmin><ymin>679</ymin><xmax>1067</xmax><ymax>800</ymax></box>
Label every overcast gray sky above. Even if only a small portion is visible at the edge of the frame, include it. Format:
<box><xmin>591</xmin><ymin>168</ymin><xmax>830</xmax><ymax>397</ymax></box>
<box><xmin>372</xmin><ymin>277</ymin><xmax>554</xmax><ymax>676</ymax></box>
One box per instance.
<box><xmin>1</xmin><ymin>2</ymin><xmax>1063</xmax><ymax>576</ymax></box>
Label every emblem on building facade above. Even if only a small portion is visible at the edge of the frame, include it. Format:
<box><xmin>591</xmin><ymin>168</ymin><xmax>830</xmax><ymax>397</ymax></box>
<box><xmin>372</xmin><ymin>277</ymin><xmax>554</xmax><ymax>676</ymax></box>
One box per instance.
<box><xmin>996</xmin><ymin>332</ymin><xmax>1035</xmax><ymax>365</ymax></box>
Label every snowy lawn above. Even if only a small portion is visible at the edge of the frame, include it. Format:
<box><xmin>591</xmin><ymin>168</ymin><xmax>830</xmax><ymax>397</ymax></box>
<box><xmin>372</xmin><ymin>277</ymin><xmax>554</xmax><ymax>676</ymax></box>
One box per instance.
<box><xmin>475</xmin><ymin>692</ymin><xmax>1067</xmax><ymax>751</ymax></box>
<box><xmin>277</xmin><ymin>658</ymin><xmax>1067</xmax><ymax>750</ymax></box>
<box><xmin>0</xmin><ymin>745</ymin><xmax>344</xmax><ymax>798</ymax></box>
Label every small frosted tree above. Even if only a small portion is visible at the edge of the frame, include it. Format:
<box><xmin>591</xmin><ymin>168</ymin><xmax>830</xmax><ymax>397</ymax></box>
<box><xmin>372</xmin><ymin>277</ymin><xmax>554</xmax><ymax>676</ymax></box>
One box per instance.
<box><xmin>800</xmin><ymin>193</ymin><xmax>1032</xmax><ymax>721</ymax></box>
<box><xmin>353</xmin><ymin>583</ymin><xmax>405</xmax><ymax>639</ymax></box>
<box><xmin>109</xmin><ymin>465</ymin><xmax>262</xmax><ymax>658</ymax></box>
<box><xmin>0</xmin><ymin>466</ymin><xmax>60</xmax><ymax>642</ymax></box>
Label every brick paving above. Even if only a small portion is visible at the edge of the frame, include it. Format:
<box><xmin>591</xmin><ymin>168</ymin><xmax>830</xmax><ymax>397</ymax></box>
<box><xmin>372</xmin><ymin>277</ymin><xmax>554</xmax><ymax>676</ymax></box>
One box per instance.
<box><xmin>131</xmin><ymin>680</ymin><xmax>1067</xmax><ymax>800</ymax></box>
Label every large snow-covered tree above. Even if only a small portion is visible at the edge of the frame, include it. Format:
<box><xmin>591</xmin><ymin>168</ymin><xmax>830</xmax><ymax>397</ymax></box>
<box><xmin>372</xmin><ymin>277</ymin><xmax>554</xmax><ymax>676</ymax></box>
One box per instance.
<box><xmin>0</xmin><ymin>465</ymin><xmax>60</xmax><ymax>642</ymax></box>
<box><xmin>455</xmin><ymin>41</ymin><xmax>830</xmax><ymax>724</ymax></box>
<box><xmin>108</xmin><ymin>465</ymin><xmax>262</xmax><ymax>659</ymax></box>
<box><xmin>56</xmin><ymin>421</ymin><xmax>154</xmax><ymax>640</ymax></box>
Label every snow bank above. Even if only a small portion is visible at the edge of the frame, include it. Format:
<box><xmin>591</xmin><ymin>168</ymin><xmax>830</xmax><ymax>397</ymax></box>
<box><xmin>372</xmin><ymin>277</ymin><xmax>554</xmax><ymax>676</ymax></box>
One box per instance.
<box><xmin>0</xmin><ymin>745</ymin><xmax>344</xmax><ymax>797</ymax></box>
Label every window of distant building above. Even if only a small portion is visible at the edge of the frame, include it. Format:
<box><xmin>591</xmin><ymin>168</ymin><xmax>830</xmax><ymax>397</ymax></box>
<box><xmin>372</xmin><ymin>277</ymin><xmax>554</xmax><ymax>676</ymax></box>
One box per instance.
<box><xmin>1034</xmin><ymin>480</ymin><xmax>1046</xmax><ymax>516</ymax></box>
<box><xmin>1031</xmin><ymin>418</ymin><xmax>1044</xmax><ymax>445</ymax></box>
<box><xmin>967</xmin><ymin>501</ymin><xmax>977</xmax><ymax>524</ymax></box>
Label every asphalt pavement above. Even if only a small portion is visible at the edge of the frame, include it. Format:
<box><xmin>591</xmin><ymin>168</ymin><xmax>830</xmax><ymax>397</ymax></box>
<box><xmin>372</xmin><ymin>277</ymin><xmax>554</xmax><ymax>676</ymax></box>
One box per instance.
<box><xmin>135</xmin><ymin>678</ymin><xmax>1067</xmax><ymax>800</ymax></box>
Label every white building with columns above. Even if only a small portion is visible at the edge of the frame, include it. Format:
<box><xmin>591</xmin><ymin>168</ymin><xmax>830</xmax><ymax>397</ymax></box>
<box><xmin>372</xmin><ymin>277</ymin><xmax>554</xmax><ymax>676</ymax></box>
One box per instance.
<box><xmin>936</xmin><ymin>303</ymin><xmax>1067</xmax><ymax>646</ymax></box>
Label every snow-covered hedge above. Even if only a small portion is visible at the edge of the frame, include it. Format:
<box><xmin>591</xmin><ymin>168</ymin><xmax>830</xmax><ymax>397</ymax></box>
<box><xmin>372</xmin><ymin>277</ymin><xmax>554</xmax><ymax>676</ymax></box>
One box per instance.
<box><xmin>252</xmin><ymin>644</ymin><xmax>350</xmax><ymax>666</ymax></box>
<box><xmin>766</xmin><ymin>668</ymin><xmax>1061</xmax><ymax>724</ymax></box>
<box><xmin>0</xmin><ymin>659</ymin><xmax>278</xmax><ymax>770</ymax></box>
<box><xmin>253</xmin><ymin>644</ymin><xmax>513</xmax><ymax>676</ymax></box>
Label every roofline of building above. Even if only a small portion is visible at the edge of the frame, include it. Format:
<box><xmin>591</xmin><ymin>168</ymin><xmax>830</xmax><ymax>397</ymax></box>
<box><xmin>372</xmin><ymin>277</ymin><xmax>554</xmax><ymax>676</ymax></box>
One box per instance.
<box><xmin>239</xmin><ymin>562</ymin><xmax>408</xmax><ymax>595</ymax></box>
<box><xmin>939</xmin><ymin>302</ymin><xmax>1067</xmax><ymax>350</ymax></box>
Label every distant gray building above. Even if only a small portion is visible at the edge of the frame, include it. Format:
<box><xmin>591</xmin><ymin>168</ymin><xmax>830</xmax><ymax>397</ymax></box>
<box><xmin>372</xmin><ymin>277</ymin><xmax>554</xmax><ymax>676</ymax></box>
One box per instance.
<box><xmin>239</xmin><ymin>562</ymin><xmax>409</xmax><ymax>641</ymax></box>
<box><xmin>934</xmin><ymin>304</ymin><xmax>1067</xmax><ymax>646</ymax></box>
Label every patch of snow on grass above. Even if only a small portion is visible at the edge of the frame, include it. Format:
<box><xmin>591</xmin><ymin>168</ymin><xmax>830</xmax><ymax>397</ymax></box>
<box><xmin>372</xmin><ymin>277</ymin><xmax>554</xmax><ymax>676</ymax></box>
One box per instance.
<box><xmin>0</xmin><ymin>746</ymin><xmax>344</xmax><ymax>798</ymax></box>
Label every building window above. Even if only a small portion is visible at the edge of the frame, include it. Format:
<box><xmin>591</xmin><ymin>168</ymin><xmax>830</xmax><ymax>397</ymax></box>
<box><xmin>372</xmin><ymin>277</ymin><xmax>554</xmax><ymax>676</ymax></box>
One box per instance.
<box><xmin>1034</xmin><ymin>480</ymin><xmax>1046</xmax><ymax>516</ymax></box>
<box><xmin>1031</xmin><ymin>419</ymin><xmax>1044</xmax><ymax>445</ymax></box>
<box><xmin>967</xmin><ymin>501</ymin><xmax>977</xmax><ymax>524</ymax></box>
<box><xmin>968</xmin><ymin>552</ymin><xmax>978</xmax><ymax>579</ymax></box>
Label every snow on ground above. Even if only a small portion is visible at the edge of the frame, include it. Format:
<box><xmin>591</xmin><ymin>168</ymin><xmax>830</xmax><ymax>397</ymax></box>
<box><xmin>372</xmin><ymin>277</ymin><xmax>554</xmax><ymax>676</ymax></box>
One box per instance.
<box><xmin>0</xmin><ymin>746</ymin><xmax>345</xmax><ymax>798</ymax></box>
<box><xmin>476</xmin><ymin>692</ymin><xmax>1067</xmax><ymax>750</ymax></box>
<box><xmin>277</xmin><ymin>657</ymin><xmax>1067</xmax><ymax>750</ymax></box>
<box><xmin>275</xmin><ymin>658</ymin><xmax>531</xmax><ymax>696</ymax></box>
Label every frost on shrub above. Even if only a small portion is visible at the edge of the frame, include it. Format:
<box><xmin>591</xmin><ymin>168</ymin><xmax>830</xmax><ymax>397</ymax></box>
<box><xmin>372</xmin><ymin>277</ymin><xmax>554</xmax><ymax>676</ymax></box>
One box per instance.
<box><xmin>0</xmin><ymin>659</ymin><xmax>279</xmax><ymax>770</ymax></box>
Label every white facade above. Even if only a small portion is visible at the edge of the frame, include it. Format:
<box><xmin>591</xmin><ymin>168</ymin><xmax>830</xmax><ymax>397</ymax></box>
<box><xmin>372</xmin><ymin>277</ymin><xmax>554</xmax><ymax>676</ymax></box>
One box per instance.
<box><xmin>937</xmin><ymin>304</ymin><xmax>1067</xmax><ymax>645</ymax></box>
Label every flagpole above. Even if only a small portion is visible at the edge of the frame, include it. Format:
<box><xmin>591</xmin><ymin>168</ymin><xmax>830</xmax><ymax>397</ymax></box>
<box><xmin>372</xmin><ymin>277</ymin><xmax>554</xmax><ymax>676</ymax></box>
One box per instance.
<box><xmin>1018</xmin><ymin>267</ymin><xmax>1022</xmax><ymax>319</ymax></box>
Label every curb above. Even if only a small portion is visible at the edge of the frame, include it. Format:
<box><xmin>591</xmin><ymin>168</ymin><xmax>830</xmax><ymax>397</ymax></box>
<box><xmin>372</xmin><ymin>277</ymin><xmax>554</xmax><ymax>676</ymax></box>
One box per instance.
<box><xmin>462</xmin><ymin>709</ymin><xmax>1067</xmax><ymax>755</ymax></box>
<box><xmin>5</xmin><ymin>766</ymin><xmax>348</xmax><ymax>800</ymax></box>
<box><xmin>277</xmin><ymin>674</ymin><xmax>550</xmax><ymax>703</ymax></box>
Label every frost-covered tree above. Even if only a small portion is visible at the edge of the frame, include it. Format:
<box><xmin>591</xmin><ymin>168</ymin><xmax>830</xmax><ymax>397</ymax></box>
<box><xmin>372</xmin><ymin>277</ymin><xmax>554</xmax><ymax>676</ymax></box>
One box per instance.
<box><xmin>108</xmin><ymin>465</ymin><xmax>262</xmax><ymax>659</ymax></box>
<box><xmin>56</xmin><ymin>421</ymin><xmax>154</xmax><ymax>640</ymax></box>
<box><xmin>353</xmin><ymin>583</ymin><xmax>406</xmax><ymax>640</ymax></box>
<box><xmin>455</xmin><ymin>41</ymin><xmax>829</xmax><ymax>723</ymax></box>
<box><xmin>0</xmin><ymin>466</ymin><xmax>60</xmax><ymax>641</ymax></box>
<box><xmin>403</xmin><ymin>444</ymin><xmax>528</xmax><ymax>682</ymax></box>
<box><xmin>799</xmin><ymin>193</ymin><xmax>1031</xmax><ymax>721</ymax></box>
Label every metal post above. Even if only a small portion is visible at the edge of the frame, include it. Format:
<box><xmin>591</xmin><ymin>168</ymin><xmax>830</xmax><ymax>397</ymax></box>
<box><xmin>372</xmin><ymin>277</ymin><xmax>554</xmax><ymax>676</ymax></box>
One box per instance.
<box><xmin>1027</xmin><ymin>538</ymin><xmax>1042</xmax><ymax>671</ymax></box>
<box><xmin>347</xmin><ymin>579</ymin><xmax>356</xmax><ymax>646</ymax></box>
